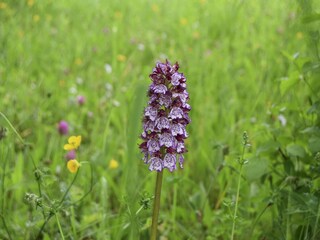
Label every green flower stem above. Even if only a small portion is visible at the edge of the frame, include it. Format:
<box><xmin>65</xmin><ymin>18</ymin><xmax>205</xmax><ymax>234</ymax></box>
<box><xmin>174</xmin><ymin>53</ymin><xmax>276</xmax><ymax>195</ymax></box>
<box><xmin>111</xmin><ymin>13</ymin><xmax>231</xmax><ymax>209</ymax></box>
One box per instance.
<box><xmin>0</xmin><ymin>112</ymin><xmax>45</xmax><ymax>219</ymax></box>
<box><xmin>172</xmin><ymin>182</ymin><xmax>177</xmax><ymax>235</ymax></box>
<box><xmin>70</xmin><ymin>205</ymin><xmax>78</xmax><ymax>239</ymax></box>
<box><xmin>151</xmin><ymin>170</ymin><xmax>164</xmax><ymax>240</ymax></box>
<box><xmin>230</xmin><ymin>163</ymin><xmax>243</xmax><ymax>240</ymax></box>
<box><xmin>249</xmin><ymin>202</ymin><xmax>273</xmax><ymax>238</ymax></box>
<box><xmin>36</xmin><ymin>169</ymin><xmax>80</xmax><ymax>239</ymax></box>
<box><xmin>58</xmin><ymin>169</ymin><xmax>80</xmax><ymax>209</ymax></box>
<box><xmin>231</xmin><ymin>134</ymin><xmax>248</xmax><ymax>240</ymax></box>
<box><xmin>286</xmin><ymin>192</ymin><xmax>291</xmax><ymax>239</ymax></box>
<box><xmin>55</xmin><ymin>212</ymin><xmax>65</xmax><ymax>240</ymax></box>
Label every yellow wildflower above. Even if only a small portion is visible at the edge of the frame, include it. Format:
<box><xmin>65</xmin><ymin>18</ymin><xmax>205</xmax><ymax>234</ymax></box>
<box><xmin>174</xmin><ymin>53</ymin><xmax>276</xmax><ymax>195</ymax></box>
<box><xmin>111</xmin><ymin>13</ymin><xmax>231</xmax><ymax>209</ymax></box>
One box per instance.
<box><xmin>109</xmin><ymin>159</ymin><xmax>119</xmax><ymax>169</ymax></box>
<box><xmin>28</xmin><ymin>0</ymin><xmax>34</xmax><ymax>7</ymax></box>
<box><xmin>46</xmin><ymin>14</ymin><xmax>52</xmax><ymax>22</ymax></box>
<box><xmin>151</xmin><ymin>4</ymin><xmax>159</xmax><ymax>13</ymax></box>
<box><xmin>117</xmin><ymin>54</ymin><xmax>126</xmax><ymax>62</ymax></box>
<box><xmin>180</xmin><ymin>18</ymin><xmax>188</xmax><ymax>26</ymax></box>
<box><xmin>59</xmin><ymin>79</ymin><xmax>65</xmax><ymax>87</ymax></box>
<box><xmin>193</xmin><ymin>31</ymin><xmax>200</xmax><ymax>39</ymax></box>
<box><xmin>67</xmin><ymin>159</ymin><xmax>81</xmax><ymax>173</ymax></box>
<box><xmin>0</xmin><ymin>2</ymin><xmax>7</xmax><ymax>9</ymax></box>
<box><xmin>18</xmin><ymin>30</ymin><xmax>24</xmax><ymax>38</ymax></box>
<box><xmin>75</xmin><ymin>58</ymin><xmax>83</xmax><ymax>66</ymax></box>
<box><xmin>64</xmin><ymin>135</ymin><xmax>82</xmax><ymax>151</ymax></box>
<box><xmin>114</xmin><ymin>11</ymin><xmax>123</xmax><ymax>20</ymax></box>
<box><xmin>33</xmin><ymin>14</ymin><xmax>40</xmax><ymax>22</ymax></box>
<box><xmin>296</xmin><ymin>32</ymin><xmax>303</xmax><ymax>40</ymax></box>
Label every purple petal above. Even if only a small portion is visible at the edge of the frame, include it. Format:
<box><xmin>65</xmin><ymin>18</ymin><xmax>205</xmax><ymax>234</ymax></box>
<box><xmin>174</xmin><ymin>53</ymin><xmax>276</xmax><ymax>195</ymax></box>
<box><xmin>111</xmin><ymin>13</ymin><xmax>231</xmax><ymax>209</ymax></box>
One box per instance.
<box><xmin>171</xmin><ymin>123</ymin><xmax>185</xmax><ymax>136</ymax></box>
<box><xmin>169</xmin><ymin>107</ymin><xmax>184</xmax><ymax>120</ymax></box>
<box><xmin>177</xmin><ymin>141</ymin><xmax>185</xmax><ymax>153</ymax></box>
<box><xmin>152</xmin><ymin>84</ymin><xmax>167</xmax><ymax>94</ymax></box>
<box><xmin>145</xmin><ymin>106</ymin><xmax>158</xmax><ymax>121</ymax></box>
<box><xmin>183</xmin><ymin>113</ymin><xmax>191</xmax><ymax>124</ymax></box>
<box><xmin>173</xmin><ymin>90</ymin><xmax>189</xmax><ymax>103</ymax></box>
<box><xmin>148</xmin><ymin>94</ymin><xmax>158</xmax><ymax>104</ymax></box>
<box><xmin>155</xmin><ymin>117</ymin><xmax>170</xmax><ymax>130</ymax></box>
<box><xmin>150</xmin><ymin>73</ymin><xmax>164</xmax><ymax>85</ymax></box>
<box><xmin>157</xmin><ymin>62</ymin><xmax>171</xmax><ymax>75</ymax></box>
<box><xmin>159</xmin><ymin>94</ymin><xmax>172</xmax><ymax>107</ymax></box>
<box><xmin>144</xmin><ymin>120</ymin><xmax>155</xmax><ymax>132</ymax></box>
<box><xmin>159</xmin><ymin>133</ymin><xmax>174</xmax><ymax>147</ymax></box>
<box><xmin>149</xmin><ymin>157</ymin><xmax>163</xmax><ymax>171</ymax></box>
<box><xmin>182</xmin><ymin>103</ymin><xmax>191</xmax><ymax>111</ymax></box>
<box><xmin>171</xmin><ymin>72</ymin><xmax>183</xmax><ymax>86</ymax></box>
<box><xmin>163</xmin><ymin>153</ymin><xmax>177</xmax><ymax>172</ymax></box>
<box><xmin>141</xmin><ymin>131</ymin><xmax>147</xmax><ymax>139</ymax></box>
<box><xmin>147</xmin><ymin>139</ymin><xmax>160</xmax><ymax>152</ymax></box>
<box><xmin>143</xmin><ymin>153</ymin><xmax>149</xmax><ymax>163</ymax></box>
<box><xmin>179</xmin><ymin>155</ymin><xmax>184</xmax><ymax>168</ymax></box>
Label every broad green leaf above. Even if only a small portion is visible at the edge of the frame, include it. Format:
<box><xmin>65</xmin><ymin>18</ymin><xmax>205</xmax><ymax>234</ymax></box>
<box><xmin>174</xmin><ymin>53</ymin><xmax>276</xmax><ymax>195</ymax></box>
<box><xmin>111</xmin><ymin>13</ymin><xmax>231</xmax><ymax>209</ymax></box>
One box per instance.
<box><xmin>308</xmin><ymin>137</ymin><xmax>320</xmax><ymax>153</ymax></box>
<box><xmin>286</xmin><ymin>144</ymin><xmax>306</xmax><ymax>158</ymax></box>
<box><xmin>244</xmin><ymin>157</ymin><xmax>269</xmax><ymax>181</ymax></box>
<box><xmin>257</xmin><ymin>140</ymin><xmax>280</xmax><ymax>155</ymax></box>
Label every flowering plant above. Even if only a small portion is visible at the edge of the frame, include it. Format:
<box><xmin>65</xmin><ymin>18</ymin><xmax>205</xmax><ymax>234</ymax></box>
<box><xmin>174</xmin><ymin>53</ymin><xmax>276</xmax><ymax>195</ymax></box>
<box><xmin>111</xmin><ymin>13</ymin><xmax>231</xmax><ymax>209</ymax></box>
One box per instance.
<box><xmin>64</xmin><ymin>135</ymin><xmax>82</xmax><ymax>173</ymax></box>
<box><xmin>139</xmin><ymin>60</ymin><xmax>191</xmax><ymax>172</ymax></box>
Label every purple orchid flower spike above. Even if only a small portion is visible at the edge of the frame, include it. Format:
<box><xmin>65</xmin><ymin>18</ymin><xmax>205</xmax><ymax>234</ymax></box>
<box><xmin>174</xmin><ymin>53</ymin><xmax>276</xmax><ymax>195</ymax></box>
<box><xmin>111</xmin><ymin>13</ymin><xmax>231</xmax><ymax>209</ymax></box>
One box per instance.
<box><xmin>139</xmin><ymin>60</ymin><xmax>191</xmax><ymax>172</ymax></box>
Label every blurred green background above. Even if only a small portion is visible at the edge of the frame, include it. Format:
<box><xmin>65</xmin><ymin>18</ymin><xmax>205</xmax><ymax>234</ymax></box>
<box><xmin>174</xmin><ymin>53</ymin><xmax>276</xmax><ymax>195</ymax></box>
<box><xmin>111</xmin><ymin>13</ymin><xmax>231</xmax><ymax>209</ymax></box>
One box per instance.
<box><xmin>1</xmin><ymin>0</ymin><xmax>320</xmax><ymax>239</ymax></box>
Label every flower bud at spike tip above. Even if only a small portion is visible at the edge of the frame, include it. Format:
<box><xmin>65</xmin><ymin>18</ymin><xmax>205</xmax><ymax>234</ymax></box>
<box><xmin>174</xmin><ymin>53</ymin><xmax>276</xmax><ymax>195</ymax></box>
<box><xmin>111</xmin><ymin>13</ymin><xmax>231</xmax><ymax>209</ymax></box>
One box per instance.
<box><xmin>139</xmin><ymin>60</ymin><xmax>191</xmax><ymax>172</ymax></box>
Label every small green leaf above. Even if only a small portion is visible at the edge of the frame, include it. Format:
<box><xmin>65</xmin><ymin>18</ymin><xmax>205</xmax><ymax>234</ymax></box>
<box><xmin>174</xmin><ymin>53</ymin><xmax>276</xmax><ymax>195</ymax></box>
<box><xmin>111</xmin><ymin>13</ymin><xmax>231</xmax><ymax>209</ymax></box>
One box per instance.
<box><xmin>281</xmin><ymin>51</ymin><xmax>296</xmax><ymax>62</ymax></box>
<box><xmin>284</xmin><ymin>160</ymin><xmax>294</xmax><ymax>175</ymax></box>
<box><xmin>308</xmin><ymin>101</ymin><xmax>320</xmax><ymax>115</ymax></box>
<box><xmin>302</xmin><ymin>61</ymin><xmax>320</xmax><ymax>74</ymax></box>
<box><xmin>300</xmin><ymin>126</ymin><xmax>320</xmax><ymax>135</ymax></box>
<box><xmin>295</xmin><ymin>56</ymin><xmax>311</xmax><ymax>70</ymax></box>
<box><xmin>280</xmin><ymin>71</ymin><xmax>300</xmax><ymax>96</ymax></box>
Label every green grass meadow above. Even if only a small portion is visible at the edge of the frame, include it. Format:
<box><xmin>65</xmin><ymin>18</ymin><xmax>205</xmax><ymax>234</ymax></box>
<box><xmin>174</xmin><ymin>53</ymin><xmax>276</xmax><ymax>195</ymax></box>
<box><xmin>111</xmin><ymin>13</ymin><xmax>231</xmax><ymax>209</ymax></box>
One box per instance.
<box><xmin>1</xmin><ymin>0</ymin><xmax>320</xmax><ymax>239</ymax></box>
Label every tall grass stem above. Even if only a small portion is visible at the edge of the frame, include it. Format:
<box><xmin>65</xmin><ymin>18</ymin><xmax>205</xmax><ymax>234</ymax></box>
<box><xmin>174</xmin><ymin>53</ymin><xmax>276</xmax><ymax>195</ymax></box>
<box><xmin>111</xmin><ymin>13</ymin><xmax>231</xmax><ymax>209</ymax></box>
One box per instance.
<box><xmin>151</xmin><ymin>171</ymin><xmax>164</xmax><ymax>240</ymax></box>
<box><xmin>231</xmin><ymin>134</ymin><xmax>248</xmax><ymax>240</ymax></box>
<box><xmin>312</xmin><ymin>198</ymin><xmax>320</xmax><ymax>240</ymax></box>
<box><xmin>0</xmin><ymin>112</ymin><xmax>24</xmax><ymax>145</ymax></box>
<box><xmin>55</xmin><ymin>212</ymin><xmax>65</xmax><ymax>240</ymax></box>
